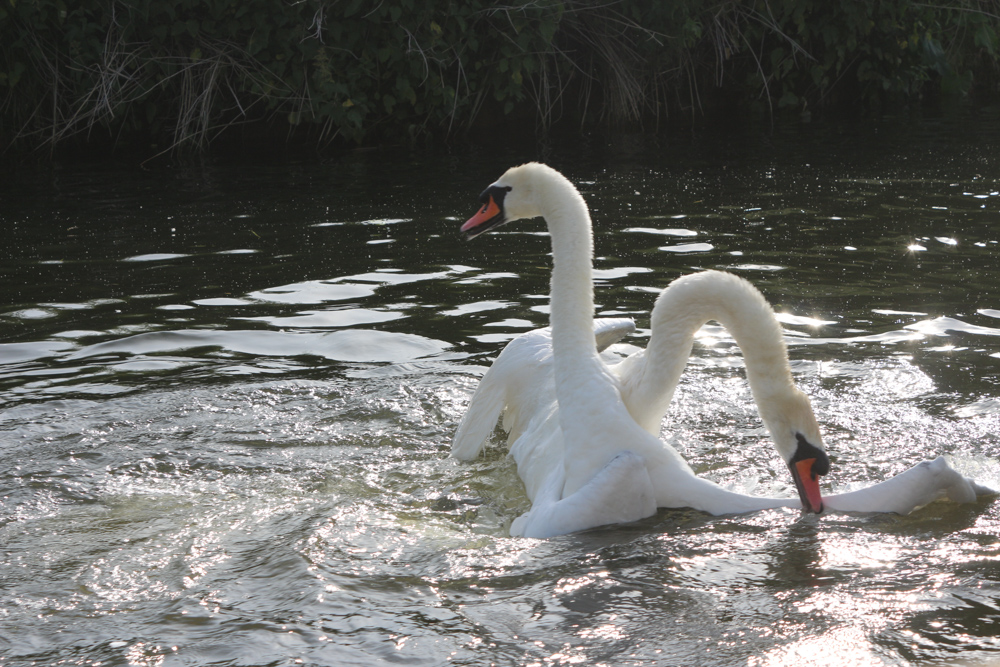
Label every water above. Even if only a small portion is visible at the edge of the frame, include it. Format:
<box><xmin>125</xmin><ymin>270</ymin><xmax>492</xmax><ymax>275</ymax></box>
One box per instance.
<box><xmin>3</xmin><ymin>116</ymin><xmax>1000</xmax><ymax>666</ymax></box>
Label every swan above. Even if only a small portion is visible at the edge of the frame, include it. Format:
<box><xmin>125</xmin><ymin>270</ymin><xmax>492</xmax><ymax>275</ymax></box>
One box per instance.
<box><xmin>452</xmin><ymin>163</ymin><xmax>993</xmax><ymax>537</ymax></box>
<box><xmin>614</xmin><ymin>272</ymin><xmax>993</xmax><ymax>514</ymax></box>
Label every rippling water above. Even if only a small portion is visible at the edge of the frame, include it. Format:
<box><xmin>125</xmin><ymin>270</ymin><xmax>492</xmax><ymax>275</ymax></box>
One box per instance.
<box><xmin>4</xmin><ymin>117</ymin><xmax>1000</xmax><ymax>666</ymax></box>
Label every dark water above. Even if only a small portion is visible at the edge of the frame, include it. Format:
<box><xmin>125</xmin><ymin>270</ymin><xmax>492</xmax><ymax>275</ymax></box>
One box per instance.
<box><xmin>3</xmin><ymin>115</ymin><xmax>1000</xmax><ymax>666</ymax></box>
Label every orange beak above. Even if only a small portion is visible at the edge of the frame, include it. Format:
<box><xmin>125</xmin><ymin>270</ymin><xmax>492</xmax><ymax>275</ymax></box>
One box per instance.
<box><xmin>794</xmin><ymin>458</ymin><xmax>825</xmax><ymax>513</ymax></box>
<box><xmin>461</xmin><ymin>196</ymin><xmax>501</xmax><ymax>234</ymax></box>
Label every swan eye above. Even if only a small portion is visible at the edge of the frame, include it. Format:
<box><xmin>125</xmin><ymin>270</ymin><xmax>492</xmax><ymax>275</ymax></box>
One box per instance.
<box><xmin>792</xmin><ymin>432</ymin><xmax>829</xmax><ymax>476</ymax></box>
<box><xmin>479</xmin><ymin>184</ymin><xmax>512</xmax><ymax>204</ymax></box>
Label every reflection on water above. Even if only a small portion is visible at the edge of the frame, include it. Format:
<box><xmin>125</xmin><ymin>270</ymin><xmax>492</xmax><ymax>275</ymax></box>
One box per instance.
<box><xmin>3</xmin><ymin>116</ymin><xmax>1000</xmax><ymax>665</ymax></box>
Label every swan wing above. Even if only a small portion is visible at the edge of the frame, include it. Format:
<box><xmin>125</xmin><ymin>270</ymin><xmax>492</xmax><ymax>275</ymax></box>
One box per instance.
<box><xmin>450</xmin><ymin>368</ymin><xmax>506</xmax><ymax>460</ymax></box>
<box><xmin>451</xmin><ymin>318</ymin><xmax>635</xmax><ymax>460</ymax></box>
<box><xmin>450</xmin><ymin>327</ymin><xmax>554</xmax><ymax>460</ymax></box>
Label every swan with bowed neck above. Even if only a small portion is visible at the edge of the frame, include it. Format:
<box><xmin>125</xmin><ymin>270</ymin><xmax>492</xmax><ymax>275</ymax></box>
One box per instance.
<box><xmin>607</xmin><ymin>271</ymin><xmax>992</xmax><ymax>514</ymax></box>
<box><xmin>452</xmin><ymin>163</ymin><xmax>993</xmax><ymax>537</ymax></box>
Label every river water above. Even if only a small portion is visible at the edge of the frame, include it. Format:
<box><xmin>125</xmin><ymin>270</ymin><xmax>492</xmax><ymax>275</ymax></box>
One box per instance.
<box><xmin>3</xmin><ymin>116</ymin><xmax>1000</xmax><ymax>666</ymax></box>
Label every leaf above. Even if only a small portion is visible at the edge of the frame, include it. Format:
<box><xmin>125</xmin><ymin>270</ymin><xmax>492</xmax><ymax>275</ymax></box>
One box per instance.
<box><xmin>7</xmin><ymin>60</ymin><xmax>24</xmax><ymax>87</ymax></box>
<box><xmin>975</xmin><ymin>24</ymin><xmax>996</xmax><ymax>56</ymax></box>
<box><xmin>344</xmin><ymin>0</ymin><xmax>363</xmax><ymax>18</ymax></box>
<box><xmin>777</xmin><ymin>90</ymin><xmax>799</xmax><ymax>107</ymax></box>
<box><xmin>540</xmin><ymin>17</ymin><xmax>557</xmax><ymax>44</ymax></box>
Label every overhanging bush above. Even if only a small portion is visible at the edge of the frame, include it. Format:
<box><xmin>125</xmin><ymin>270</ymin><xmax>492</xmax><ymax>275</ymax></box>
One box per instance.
<box><xmin>1</xmin><ymin>0</ymin><xmax>996</xmax><ymax>155</ymax></box>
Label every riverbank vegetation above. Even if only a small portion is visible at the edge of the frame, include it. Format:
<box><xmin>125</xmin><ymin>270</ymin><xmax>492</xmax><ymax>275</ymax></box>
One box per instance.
<box><xmin>2</xmin><ymin>0</ymin><xmax>998</xmax><ymax>157</ymax></box>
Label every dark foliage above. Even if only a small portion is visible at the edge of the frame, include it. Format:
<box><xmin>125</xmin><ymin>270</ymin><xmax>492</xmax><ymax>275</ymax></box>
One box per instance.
<box><xmin>1</xmin><ymin>0</ymin><xmax>997</xmax><ymax>156</ymax></box>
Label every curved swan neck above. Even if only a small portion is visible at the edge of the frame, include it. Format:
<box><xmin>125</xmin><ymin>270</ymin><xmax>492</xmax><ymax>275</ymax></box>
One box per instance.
<box><xmin>632</xmin><ymin>271</ymin><xmax>795</xmax><ymax>432</ymax></box>
<box><xmin>533</xmin><ymin>170</ymin><xmax>600</xmax><ymax>375</ymax></box>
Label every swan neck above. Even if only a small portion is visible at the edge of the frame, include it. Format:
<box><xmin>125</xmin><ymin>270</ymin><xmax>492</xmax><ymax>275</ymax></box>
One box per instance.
<box><xmin>544</xmin><ymin>187</ymin><xmax>599</xmax><ymax>370</ymax></box>
<box><xmin>637</xmin><ymin>273</ymin><xmax>794</xmax><ymax>428</ymax></box>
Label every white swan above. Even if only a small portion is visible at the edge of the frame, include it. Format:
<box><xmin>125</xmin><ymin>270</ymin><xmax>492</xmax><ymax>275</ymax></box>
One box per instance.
<box><xmin>452</xmin><ymin>162</ymin><xmax>993</xmax><ymax>537</ymax></box>
<box><xmin>608</xmin><ymin>270</ymin><xmax>993</xmax><ymax>515</ymax></box>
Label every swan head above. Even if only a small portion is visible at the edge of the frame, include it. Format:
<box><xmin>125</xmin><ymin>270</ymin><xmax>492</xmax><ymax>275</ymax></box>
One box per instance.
<box><xmin>788</xmin><ymin>433</ymin><xmax>829</xmax><ymax>513</ymax></box>
<box><xmin>766</xmin><ymin>389</ymin><xmax>829</xmax><ymax>513</ymax></box>
<box><xmin>461</xmin><ymin>163</ymin><xmax>566</xmax><ymax>240</ymax></box>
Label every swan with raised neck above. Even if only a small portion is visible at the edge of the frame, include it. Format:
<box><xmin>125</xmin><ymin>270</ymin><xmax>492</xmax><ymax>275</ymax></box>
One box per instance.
<box><xmin>465</xmin><ymin>163</ymin><xmax>655</xmax><ymax>500</ymax></box>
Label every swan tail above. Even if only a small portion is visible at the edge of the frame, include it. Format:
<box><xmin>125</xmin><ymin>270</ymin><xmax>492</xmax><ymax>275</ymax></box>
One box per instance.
<box><xmin>968</xmin><ymin>478</ymin><xmax>998</xmax><ymax>498</ymax></box>
<box><xmin>921</xmin><ymin>456</ymin><xmax>986</xmax><ymax>505</ymax></box>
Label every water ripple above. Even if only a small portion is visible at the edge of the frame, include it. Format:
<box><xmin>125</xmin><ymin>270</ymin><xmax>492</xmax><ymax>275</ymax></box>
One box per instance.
<box><xmin>65</xmin><ymin>329</ymin><xmax>450</xmax><ymax>364</ymax></box>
